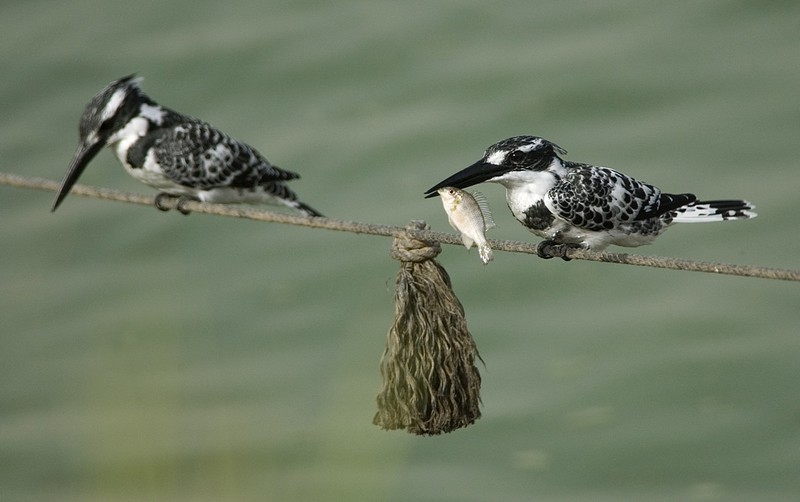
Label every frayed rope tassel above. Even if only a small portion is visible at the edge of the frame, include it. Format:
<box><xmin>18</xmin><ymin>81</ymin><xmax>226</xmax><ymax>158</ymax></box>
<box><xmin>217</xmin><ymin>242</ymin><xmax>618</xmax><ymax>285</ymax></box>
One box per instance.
<box><xmin>374</xmin><ymin>220</ymin><xmax>482</xmax><ymax>435</ymax></box>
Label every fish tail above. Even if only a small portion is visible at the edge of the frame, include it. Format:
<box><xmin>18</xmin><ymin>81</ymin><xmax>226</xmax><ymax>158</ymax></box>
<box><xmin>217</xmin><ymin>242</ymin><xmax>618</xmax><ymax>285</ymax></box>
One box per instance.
<box><xmin>478</xmin><ymin>244</ymin><xmax>493</xmax><ymax>265</ymax></box>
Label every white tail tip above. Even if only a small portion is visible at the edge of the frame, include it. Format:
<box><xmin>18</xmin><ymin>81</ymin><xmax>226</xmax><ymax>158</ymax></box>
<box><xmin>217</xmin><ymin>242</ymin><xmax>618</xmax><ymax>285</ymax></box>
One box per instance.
<box><xmin>672</xmin><ymin>200</ymin><xmax>756</xmax><ymax>223</ymax></box>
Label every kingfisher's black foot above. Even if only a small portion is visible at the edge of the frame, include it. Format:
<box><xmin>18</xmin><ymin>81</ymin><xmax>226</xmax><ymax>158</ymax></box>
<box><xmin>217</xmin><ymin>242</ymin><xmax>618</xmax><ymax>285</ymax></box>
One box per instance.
<box><xmin>154</xmin><ymin>193</ymin><xmax>193</xmax><ymax>215</ymax></box>
<box><xmin>536</xmin><ymin>240</ymin><xmax>556</xmax><ymax>259</ymax></box>
<box><xmin>154</xmin><ymin>193</ymin><xmax>173</xmax><ymax>212</ymax></box>
<box><xmin>175</xmin><ymin>196</ymin><xmax>193</xmax><ymax>215</ymax></box>
<box><xmin>536</xmin><ymin>240</ymin><xmax>576</xmax><ymax>261</ymax></box>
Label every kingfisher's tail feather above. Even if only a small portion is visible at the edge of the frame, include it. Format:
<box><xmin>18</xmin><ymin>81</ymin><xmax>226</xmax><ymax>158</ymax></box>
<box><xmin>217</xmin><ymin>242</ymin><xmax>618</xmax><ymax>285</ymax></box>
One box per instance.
<box><xmin>672</xmin><ymin>200</ymin><xmax>756</xmax><ymax>223</ymax></box>
<box><xmin>293</xmin><ymin>200</ymin><xmax>324</xmax><ymax>218</ymax></box>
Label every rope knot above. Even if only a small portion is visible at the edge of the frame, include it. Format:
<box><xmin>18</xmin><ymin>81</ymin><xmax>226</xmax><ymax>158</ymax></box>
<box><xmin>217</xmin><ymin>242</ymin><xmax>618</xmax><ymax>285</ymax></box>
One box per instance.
<box><xmin>390</xmin><ymin>220</ymin><xmax>441</xmax><ymax>263</ymax></box>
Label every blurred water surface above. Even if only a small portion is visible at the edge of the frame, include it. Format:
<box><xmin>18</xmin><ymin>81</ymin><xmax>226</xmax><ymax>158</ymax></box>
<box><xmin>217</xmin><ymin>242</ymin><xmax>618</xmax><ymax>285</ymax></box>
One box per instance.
<box><xmin>1</xmin><ymin>1</ymin><xmax>799</xmax><ymax>500</ymax></box>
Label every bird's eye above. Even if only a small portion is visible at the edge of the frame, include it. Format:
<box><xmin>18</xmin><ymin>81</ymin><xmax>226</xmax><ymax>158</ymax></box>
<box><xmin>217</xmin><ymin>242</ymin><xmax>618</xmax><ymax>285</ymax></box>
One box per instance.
<box><xmin>508</xmin><ymin>150</ymin><xmax>525</xmax><ymax>162</ymax></box>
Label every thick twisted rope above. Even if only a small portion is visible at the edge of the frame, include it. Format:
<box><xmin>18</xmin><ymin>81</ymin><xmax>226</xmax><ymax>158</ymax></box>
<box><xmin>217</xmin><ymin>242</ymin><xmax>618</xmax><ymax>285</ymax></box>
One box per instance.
<box><xmin>2</xmin><ymin>172</ymin><xmax>798</xmax><ymax>282</ymax></box>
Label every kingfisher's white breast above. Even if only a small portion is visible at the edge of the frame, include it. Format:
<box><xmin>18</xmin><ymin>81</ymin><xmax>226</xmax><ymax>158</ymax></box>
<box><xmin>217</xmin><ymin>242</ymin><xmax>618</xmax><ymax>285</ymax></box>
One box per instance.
<box><xmin>492</xmin><ymin>170</ymin><xmax>557</xmax><ymax>223</ymax></box>
<box><xmin>109</xmin><ymin>116</ymin><xmax>148</xmax><ymax>166</ymax></box>
<box><xmin>106</xmin><ymin>117</ymin><xmax>188</xmax><ymax>195</ymax></box>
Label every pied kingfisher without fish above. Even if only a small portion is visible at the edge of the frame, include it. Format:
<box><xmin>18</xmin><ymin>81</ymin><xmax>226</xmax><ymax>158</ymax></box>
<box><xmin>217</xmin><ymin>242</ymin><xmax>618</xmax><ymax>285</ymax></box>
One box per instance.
<box><xmin>52</xmin><ymin>74</ymin><xmax>323</xmax><ymax>217</ymax></box>
<box><xmin>425</xmin><ymin>135</ymin><xmax>755</xmax><ymax>254</ymax></box>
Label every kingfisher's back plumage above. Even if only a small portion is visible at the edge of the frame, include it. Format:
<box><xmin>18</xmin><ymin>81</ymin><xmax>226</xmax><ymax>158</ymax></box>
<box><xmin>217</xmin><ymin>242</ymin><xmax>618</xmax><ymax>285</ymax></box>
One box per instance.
<box><xmin>53</xmin><ymin>74</ymin><xmax>323</xmax><ymax>217</ymax></box>
<box><xmin>426</xmin><ymin>135</ymin><xmax>755</xmax><ymax>251</ymax></box>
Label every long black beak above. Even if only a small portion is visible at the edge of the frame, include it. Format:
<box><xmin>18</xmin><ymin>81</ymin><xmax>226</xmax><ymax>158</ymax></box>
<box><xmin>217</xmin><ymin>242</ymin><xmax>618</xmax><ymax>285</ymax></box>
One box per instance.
<box><xmin>51</xmin><ymin>140</ymin><xmax>104</xmax><ymax>211</ymax></box>
<box><xmin>424</xmin><ymin>159</ymin><xmax>508</xmax><ymax>198</ymax></box>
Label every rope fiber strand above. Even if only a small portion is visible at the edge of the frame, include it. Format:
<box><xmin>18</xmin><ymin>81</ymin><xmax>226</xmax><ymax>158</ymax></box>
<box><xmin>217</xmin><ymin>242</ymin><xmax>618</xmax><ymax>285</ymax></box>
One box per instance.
<box><xmin>3</xmin><ymin>171</ymin><xmax>799</xmax><ymax>282</ymax></box>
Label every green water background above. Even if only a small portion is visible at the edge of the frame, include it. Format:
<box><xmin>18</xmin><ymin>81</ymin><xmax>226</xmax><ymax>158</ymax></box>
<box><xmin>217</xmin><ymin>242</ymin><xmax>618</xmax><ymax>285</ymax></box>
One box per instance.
<box><xmin>1</xmin><ymin>1</ymin><xmax>799</xmax><ymax>500</ymax></box>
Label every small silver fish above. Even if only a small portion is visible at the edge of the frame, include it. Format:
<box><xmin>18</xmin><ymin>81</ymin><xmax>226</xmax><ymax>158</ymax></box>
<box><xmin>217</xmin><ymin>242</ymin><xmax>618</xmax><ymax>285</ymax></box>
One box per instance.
<box><xmin>438</xmin><ymin>186</ymin><xmax>495</xmax><ymax>264</ymax></box>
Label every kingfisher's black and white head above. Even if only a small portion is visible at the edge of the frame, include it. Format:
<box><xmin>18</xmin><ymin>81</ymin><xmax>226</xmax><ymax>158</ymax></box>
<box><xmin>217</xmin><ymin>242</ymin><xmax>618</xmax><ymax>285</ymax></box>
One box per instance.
<box><xmin>52</xmin><ymin>74</ymin><xmax>164</xmax><ymax>211</ymax></box>
<box><xmin>425</xmin><ymin>136</ymin><xmax>568</xmax><ymax>198</ymax></box>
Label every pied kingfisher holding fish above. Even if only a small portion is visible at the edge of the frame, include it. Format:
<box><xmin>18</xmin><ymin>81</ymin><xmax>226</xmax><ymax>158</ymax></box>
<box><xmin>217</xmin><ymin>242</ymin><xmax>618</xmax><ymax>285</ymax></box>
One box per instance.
<box><xmin>426</xmin><ymin>135</ymin><xmax>755</xmax><ymax>255</ymax></box>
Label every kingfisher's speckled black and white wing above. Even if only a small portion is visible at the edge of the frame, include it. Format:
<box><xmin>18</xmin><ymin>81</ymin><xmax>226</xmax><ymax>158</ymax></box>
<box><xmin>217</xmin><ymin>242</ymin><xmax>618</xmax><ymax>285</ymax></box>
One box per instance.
<box><xmin>546</xmin><ymin>163</ymin><xmax>696</xmax><ymax>231</ymax></box>
<box><xmin>146</xmin><ymin>120</ymin><xmax>299</xmax><ymax>188</ymax></box>
<box><xmin>127</xmin><ymin>117</ymin><xmax>323</xmax><ymax>216</ymax></box>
